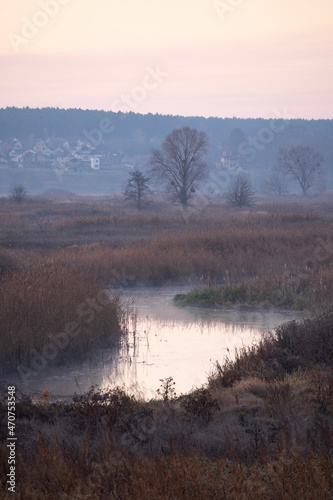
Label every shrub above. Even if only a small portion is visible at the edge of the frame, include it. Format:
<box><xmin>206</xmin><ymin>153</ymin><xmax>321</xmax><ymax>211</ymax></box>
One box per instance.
<box><xmin>10</xmin><ymin>183</ymin><xmax>28</xmax><ymax>203</ymax></box>
<box><xmin>180</xmin><ymin>389</ymin><xmax>220</xmax><ymax>424</ymax></box>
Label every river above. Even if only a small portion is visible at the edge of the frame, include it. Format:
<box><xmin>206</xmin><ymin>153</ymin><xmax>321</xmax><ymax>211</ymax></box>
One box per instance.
<box><xmin>9</xmin><ymin>286</ymin><xmax>304</xmax><ymax>400</ymax></box>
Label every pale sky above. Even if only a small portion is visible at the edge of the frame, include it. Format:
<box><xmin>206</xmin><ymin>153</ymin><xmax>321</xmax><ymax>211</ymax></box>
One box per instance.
<box><xmin>1</xmin><ymin>0</ymin><xmax>332</xmax><ymax>118</ymax></box>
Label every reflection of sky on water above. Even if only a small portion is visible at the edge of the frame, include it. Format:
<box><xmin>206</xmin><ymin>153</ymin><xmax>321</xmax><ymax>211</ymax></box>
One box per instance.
<box><xmin>7</xmin><ymin>286</ymin><xmax>303</xmax><ymax>400</ymax></box>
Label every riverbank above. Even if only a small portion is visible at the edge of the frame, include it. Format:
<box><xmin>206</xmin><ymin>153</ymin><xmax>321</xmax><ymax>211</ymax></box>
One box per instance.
<box><xmin>1</xmin><ymin>310</ymin><xmax>333</xmax><ymax>498</ymax></box>
<box><xmin>173</xmin><ymin>269</ymin><xmax>333</xmax><ymax>311</ymax></box>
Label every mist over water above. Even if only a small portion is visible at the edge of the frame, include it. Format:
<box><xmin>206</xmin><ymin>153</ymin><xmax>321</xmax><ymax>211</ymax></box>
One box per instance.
<box><xmin>10</xmin><ymin>286</ymin><xmax>303</xmax><ymax>400</ymax></box>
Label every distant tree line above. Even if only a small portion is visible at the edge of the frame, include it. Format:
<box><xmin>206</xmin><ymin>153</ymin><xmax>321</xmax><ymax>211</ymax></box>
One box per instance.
<box><xmin>123</xmin><ymin>128</ymin><xmax>325</xmax><ymax>210</ymax></box>
<box><xmin>1</xmin><ymin>107</ymin><xmax>332</xmax><ymax>162</ymax></box>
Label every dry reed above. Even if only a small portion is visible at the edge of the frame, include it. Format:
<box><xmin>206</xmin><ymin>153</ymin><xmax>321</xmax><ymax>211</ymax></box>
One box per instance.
<box><xmin>0</xmin><ymin>262</ymin><xmax>122</xmax><ymax>368</ymax></box>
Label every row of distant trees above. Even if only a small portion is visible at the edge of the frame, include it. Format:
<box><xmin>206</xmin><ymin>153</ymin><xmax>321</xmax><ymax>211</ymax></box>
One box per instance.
<box><xmin>124</xmin><ymin>127</ymin><xmax>325</xmax><ymax>209</ymax></box>
<box><xmin>9</xmin><ymin>126</ymin><xmax>324</xmax><ymax>207</ymax></box>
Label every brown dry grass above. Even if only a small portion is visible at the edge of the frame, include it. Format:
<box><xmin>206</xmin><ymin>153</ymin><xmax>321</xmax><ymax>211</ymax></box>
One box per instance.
<box><xmin>0</xmin><ymin>444</ymin><xmax>331</xmax><ymax>499</ymax></box>
<box><xmin>43</xmin><ymin>215</ymin><xmax>333</xmax><ymax>283</ymax></box>
<box><xmin>210</xmin><ymin>312</ymin><xmax>333</xmax><ymax>389</ymax></box>
<box><xmin>0</xmin><ymin>213</ymin><xmax>27</xmax><ymax>231</ymax></box>
<box><xmin>0</xmin><ymin>262</ymin><xmax>123</xmax><ymax>369</ymax></box>
<box><xmin>53</xmin><ymin>213</ymin><xmax>190</xmax><ymax>230</ymax></box>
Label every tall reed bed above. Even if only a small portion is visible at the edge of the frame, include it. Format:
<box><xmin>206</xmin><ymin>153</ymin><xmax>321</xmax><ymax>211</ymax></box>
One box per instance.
<box><xmin>48</xmin><ymin>217</ymin><xmax>333</xmax><ymax>285</ymax></box>
<box><xmin>0</xmin><ymin>262</ymin><xmax>123</xmax><ymax>368</ymax></box>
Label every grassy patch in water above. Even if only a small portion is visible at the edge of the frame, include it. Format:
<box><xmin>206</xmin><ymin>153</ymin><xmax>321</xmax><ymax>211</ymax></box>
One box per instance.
<box><xmin>174</xmin><ymin>281</ymin><xmax>314</xmax><ymax>310</ymax></box>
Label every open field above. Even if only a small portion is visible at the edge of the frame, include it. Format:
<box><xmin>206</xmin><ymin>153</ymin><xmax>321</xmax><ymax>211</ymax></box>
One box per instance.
<box><xmin>0</xmin><ymin>166</ymin><xmax>129</xmax><ymax>196</ymax></box>
<box><xmin>1</xmin><ymin>195</ymin><xmax>333</xmax><ymax>497</ymax></box>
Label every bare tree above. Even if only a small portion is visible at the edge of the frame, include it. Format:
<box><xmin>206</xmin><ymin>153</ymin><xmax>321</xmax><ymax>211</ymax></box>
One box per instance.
<box><xmin>124</xmin><ymin>169</ymin><xmax>151</xmax><ymax>210</ymax></box>
<box><xmin>226</xmin><ymin>174</ymin><xmax>255</xmax><ymax>208</ymax></box>
<box><xmin>262</xmin><ymin>171</ymin><xmax>289</xmax><ymax>197</ymax></box>
<box><xmin>276</xmin><ymin>145</ymin><xmax>323</xmax><ymax>196</ymax></box>
<box><xmin>10</xmin><ymin>183</ymin><xmax>28</xmax><ymax>203</ymax></box>
<box><xmin>149</xmin><ymin>126</ymin><xmax>208</xmax><ymax>207</ymax></box>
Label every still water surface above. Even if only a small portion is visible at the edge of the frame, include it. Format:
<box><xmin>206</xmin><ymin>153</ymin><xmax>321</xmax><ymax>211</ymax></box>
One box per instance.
<box><xmin>11</xmin><ymin>286</ymin><xmax>303</xmax><ymax>400</ymax></box>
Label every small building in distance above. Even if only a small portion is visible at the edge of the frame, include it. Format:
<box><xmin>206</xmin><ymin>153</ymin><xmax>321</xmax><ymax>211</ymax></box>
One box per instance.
<box><xmin>218</xmin><ymin>150</ymin><xmax>241</xmax><ymax>171</ymax></box>
<box><xmin>90</xmin><ymin>157</ymin><xmax>100</xmax><ymax>170</ymax></box>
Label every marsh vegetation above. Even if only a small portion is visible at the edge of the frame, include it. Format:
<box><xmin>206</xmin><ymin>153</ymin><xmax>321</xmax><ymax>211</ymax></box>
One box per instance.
<box><xmin>1</xmin><ymin>195</ymin><xmax>333</xmax><ymax>497</ymax></box>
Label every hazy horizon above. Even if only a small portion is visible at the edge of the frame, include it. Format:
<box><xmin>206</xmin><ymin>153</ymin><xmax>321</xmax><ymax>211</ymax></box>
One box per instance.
<box><xmin>2</xmin><ymin>104</ymin><xmax>329</xmax><ymax>122</ymax></box>
<box><xmin>1</xmin><ymin>0</ymin><xmax>332</xmax><ymax>120</ymax></box>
